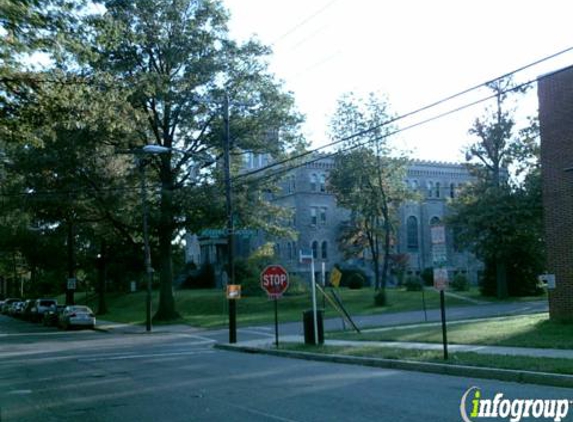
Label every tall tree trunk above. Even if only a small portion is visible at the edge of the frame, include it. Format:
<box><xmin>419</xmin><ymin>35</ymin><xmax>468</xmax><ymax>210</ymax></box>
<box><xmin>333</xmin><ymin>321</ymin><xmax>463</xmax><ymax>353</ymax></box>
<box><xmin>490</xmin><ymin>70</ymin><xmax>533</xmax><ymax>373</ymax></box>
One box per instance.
<box><xmin>154</xmin><ymin>175</ymin><xmax>179</xmax><ymax>321</ymax></box>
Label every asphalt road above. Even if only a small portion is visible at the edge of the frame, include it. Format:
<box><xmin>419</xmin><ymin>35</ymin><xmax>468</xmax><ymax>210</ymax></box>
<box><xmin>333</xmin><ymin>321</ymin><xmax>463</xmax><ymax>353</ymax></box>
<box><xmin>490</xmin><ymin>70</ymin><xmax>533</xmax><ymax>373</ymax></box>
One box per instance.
<box><xmin>1</xmin><ymin>313</ymin><xmax>571</xmax><ymax>422</ymax></box>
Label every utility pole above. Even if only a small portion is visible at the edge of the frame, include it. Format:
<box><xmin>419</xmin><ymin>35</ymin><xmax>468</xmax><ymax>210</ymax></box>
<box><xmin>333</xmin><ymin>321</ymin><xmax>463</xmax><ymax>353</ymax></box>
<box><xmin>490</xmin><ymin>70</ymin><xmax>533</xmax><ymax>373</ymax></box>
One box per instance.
<box><xmin>139</xmin><ymin>158</ymin><xmax>154</xmax><ymax>333</ymax></box>
<box><xmin>66</xmin><ymin>219</ymin><xmax>75</xmax><ymax>306</ymax></box>
<box><xmin>224</xmin><ymin>93</ymin><xmax>237</xmax><ymax>344</ymax></box>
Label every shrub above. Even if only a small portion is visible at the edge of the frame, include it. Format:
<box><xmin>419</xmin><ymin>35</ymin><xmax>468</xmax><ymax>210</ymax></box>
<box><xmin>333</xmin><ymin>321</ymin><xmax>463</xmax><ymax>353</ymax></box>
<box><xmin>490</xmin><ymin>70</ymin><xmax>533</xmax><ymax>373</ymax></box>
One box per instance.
<box><xmin>404</xmin><ymin>275</ymin><xmax>423</xmax><ymax>291</ymax></box>
<box><xmin>340</xmin><ymin>267</ymin><xmax>369</xmax><ymax>289</ymax></box>
<box><xmin>451</xmin><ymin>273</ymin><xmax>470</xmax><ymax>292</ymax></box>
<box><xmin>182</xmin><ymin>263</ymin><xmax>216</xmax><ymax>289</ymax></box>
<box><xmin>421</xmin><ymin>268</ymin><xmax>434</xmax><ymax>286</ymax></box>
<box><xmin>374</xmin><ymin>290</ymin><xmax>387</xmax><ymax>307</ymax></box>
<box><xmin>346</xmin><ymin>273</ymin><xmax>365</xmax><ymax>290</ymax></box>
<box><xmin>285</xmin><ymin>275</ymin><xmax>308</xmax><ymax>296</ymax></box>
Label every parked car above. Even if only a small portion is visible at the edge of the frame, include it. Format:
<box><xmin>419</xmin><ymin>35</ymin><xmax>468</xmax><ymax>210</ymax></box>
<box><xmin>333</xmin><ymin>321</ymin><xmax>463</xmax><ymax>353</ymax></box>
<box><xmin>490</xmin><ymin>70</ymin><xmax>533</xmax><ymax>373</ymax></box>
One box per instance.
<box><xmin>31</xmin><ymin>298</ymin><xmax>58</xmax><ymax>322</ymax></box>
<box><xmin>12</xmin><ymin>301</ymin><xmax>26</xmax><ymax>318</ymax></box>
<box><xmin>1</xmin><ymin>298</ymin><xmax>21</xmax><ymax>314</ymax></box>
<box><xmin>43</xmin><ymin>305</ymin><xmax>65</xmax><ymax>327</ymax></box>
<box><xmin>21</xmin><ymin>299</ymin><xmax>36</xmax><ymax>321</ymax></box>
<box><xmin>59</xmin><ymin>305</ymin><xmax>96</xmax><ymax>330</ymax></box>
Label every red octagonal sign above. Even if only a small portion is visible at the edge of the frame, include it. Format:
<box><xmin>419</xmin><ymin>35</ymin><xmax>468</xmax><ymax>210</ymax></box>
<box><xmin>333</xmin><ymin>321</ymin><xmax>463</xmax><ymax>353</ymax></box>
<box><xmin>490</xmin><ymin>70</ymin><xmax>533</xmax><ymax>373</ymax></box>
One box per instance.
<box><xmin>260</xmin><ymin>265</ymin><xmax>289</xmax><ymax>298</ymax></box>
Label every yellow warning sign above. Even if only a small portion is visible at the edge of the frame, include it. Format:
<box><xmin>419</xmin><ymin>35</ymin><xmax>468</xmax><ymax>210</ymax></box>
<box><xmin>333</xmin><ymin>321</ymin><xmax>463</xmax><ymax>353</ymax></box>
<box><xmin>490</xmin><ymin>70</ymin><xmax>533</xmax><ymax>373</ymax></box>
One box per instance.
<box><xmin>330</xmin><ymin>267</ymin><xmax>342</xmax><ymax>288</ymax></box>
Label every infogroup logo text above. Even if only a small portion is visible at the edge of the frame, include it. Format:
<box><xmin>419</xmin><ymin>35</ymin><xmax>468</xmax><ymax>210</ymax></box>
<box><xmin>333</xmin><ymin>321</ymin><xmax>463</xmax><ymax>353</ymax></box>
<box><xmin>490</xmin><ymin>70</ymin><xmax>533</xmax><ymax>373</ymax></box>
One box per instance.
<box><xmin>460</xmin><ymin>387</ymin><xmax>571</xmax><ymax>422</ymax></box>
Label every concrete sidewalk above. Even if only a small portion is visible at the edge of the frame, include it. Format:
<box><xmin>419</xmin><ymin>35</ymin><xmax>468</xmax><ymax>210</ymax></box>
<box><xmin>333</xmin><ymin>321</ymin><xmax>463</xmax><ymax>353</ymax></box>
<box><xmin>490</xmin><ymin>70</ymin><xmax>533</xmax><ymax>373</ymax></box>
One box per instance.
<box><xmin>236</xmin><ymin>335</ymin><xmax>573</xmax><ymax>360</ymax></box>
<box><xmin>94</xmin><ymin>320</ymin><xmax>204</xmax><ymax>335</ymax></box>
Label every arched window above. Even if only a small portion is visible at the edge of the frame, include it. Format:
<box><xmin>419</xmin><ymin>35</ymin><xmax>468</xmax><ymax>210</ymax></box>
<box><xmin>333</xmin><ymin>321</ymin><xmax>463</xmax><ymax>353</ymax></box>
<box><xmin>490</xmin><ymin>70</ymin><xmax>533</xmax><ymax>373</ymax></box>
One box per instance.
<box><xmin>312</xmin><ymin>241</ymin><xmax>318</xmax><ymax>259</ymax></box>
<box><xmin>430</xmin><ymin>216</ymin><xmax>441</xmax><ymax>226</ymax></box>
<box><xmin>407</xmin><ymin>216</ymin><xmax>419</xmax><ymax>250</ymax></box>
<box><xmin>310</xmin><ymin>174</ymin><xmax>318</xmax><ymax>191</ymax></box>
<box><xmin>427</xmin><ymin>181</ymin><xmax>433</xmax><ymax>198</ymax></box>
<box><xmin>321</xmin><ymin>241</ymin><xmax>328</xmax><ymax>259</ymax></box>
<box><xmin>435</xmin><ymin>182</ymin><xmax>441</xmax><ymax>198</ymax></box>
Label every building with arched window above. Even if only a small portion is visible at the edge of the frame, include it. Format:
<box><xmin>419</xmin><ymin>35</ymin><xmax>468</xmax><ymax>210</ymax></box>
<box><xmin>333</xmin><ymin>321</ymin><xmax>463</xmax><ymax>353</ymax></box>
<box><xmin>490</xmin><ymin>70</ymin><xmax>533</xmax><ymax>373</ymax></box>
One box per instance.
<box><xmin>190</xmin><ymin>156</ymin><xmax>483</xmax><ymax>286</ymax></box>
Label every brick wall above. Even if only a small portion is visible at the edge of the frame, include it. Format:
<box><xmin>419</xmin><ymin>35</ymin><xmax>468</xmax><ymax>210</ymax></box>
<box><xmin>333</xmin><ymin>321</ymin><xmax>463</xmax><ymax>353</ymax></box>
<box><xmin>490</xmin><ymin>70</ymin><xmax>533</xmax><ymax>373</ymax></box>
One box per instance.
<box><xmin>538</xmin><ymin>65</ymin><xmax>573</xmax><ymax>321</ymax></box>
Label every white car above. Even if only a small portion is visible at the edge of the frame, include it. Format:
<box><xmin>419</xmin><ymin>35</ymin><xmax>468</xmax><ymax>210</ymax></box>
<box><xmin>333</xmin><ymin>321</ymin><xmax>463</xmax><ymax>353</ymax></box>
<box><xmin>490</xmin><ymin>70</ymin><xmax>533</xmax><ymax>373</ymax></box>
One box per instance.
<box><xmin>58</xmin><ymin>305</ymin><xmax>96</xmax><ymax>330</ymax></box>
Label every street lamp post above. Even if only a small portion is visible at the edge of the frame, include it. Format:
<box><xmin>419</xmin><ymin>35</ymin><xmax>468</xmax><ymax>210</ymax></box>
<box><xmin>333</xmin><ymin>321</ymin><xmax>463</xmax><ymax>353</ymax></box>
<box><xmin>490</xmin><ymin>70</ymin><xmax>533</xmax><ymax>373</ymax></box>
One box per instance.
<box><xmin>138</xmin><ymin>156</ymin><xmax>153</xmax><ymax>332</ymax></box>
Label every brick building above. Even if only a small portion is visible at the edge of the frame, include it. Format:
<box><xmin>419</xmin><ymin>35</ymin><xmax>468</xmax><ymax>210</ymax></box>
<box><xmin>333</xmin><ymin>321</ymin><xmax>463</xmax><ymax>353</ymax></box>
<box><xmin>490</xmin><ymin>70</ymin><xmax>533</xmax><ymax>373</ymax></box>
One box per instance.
<box><xmin>538</xmin><ymin>65</ymin><xmax>573</xmax><ymax>321</ymax></box>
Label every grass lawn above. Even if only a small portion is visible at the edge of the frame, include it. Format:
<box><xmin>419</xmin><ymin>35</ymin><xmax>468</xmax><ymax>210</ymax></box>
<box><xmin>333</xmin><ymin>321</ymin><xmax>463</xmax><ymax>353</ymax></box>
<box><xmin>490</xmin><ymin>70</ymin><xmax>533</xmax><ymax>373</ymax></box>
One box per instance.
<box><xmin>331</xmin><ymin>313</ymin><xmax>573</xmax><ymax>349</ymax></box>
<box><xmin>281</xmin><ymin>344</ymin><xmax>573</xmax><ymax>375</ymax></box>
<box><xmin>72</xmin><ymin>286</ymin><xmax>487</xmax><ymax>328</ymax></box>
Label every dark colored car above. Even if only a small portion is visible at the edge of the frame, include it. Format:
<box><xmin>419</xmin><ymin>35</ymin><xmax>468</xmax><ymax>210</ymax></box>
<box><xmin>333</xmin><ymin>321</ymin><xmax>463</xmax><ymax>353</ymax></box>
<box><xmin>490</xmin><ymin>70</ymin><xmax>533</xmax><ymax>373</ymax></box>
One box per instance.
<box><xmin>31</xmin><ymin>298</ymin><xmax>58</xmax><ymax>322</ymax></box>
<box><xmin>43</xmin><ymin>305</ymin><xmax>65</xmax><ymax>327</ymax></box>
<box><xmin>1</xmin><ymin>298</ymin><xmax>22</xmax><ymax>315</ymax></box>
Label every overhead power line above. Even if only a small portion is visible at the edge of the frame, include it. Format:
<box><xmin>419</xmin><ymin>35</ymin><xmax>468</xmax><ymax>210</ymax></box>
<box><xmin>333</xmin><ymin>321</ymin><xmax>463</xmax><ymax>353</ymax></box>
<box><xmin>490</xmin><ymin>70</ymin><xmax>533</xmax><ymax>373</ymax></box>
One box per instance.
<box><xmin>233</xmin><ymin>45</ymin><xmax>573</xmax><ymax>182</ymax></box>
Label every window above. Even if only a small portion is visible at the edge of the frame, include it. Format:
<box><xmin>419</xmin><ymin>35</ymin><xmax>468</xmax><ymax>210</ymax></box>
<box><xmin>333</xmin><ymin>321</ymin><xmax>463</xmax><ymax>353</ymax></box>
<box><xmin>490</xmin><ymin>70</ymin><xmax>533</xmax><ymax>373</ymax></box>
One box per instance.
<box><xmin>430</xmin><ymin>216</ymin><xmax>441</xmax><ymax>226</ymax></box>
<box><xmin>450</xmin><ymin>183</ymin><xmax>455</xmax><ymax>199</ymax></box>
<box><xmin>435</xmin><ymin>182</ymin><xmax>440</xmax><ymax>198</ymax></box>
<box><xmin>310</xmin><ymin>207</ymin><xmax>317</xmax><ymax>225</ymax></box>
<box><xmin>406</xmin><ymin>216</ymin><xmax>419</xmax><ymax>250</ymax></box>
<box><xmin>312</xmin><ymin>241</ymin><xmax>318</xmax><ymax>259</ymax></box>
<box><xmin>310</xmin><ymin>174</ymin><xmax>318</xmax><ymax>191</ymax></box>
<box><xmin>287</xmin><ymin>242</ymin><xmax>292</xmax><ymax>259</ymax></box>
<box><xmin>320</xmin><ymin>207</ymin><xmax>327</xmax><ymax>225</ymax></box>
<box><xmin>321</xmin><ymin>241</ymin><xmax>328</xmax><ymax>259</ymax></box>
<box><xmin>276</xmin><ymin>243</ymin><xmax>281</xmax><ymax>257</ymax></box>
<box><xmin>291</xmin><ymin>175</ymin><xmax>296</xmax><ymax>192</ymax></box>
<box><xmin>319</xmin><ymin>174</ymin><xmax>326</xmax><ymax>192</ymax></box>
<box><xmin>427</xmin><ymin>181</ymin><xmax>433</xmax><ymax>198</ymax></box>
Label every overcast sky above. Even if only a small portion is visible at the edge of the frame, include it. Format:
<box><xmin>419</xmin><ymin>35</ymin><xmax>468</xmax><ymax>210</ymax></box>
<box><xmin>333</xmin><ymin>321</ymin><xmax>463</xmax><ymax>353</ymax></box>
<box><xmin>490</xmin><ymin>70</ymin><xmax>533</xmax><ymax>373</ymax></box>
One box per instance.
<box><xmin>223</xmin><ymin>0</ymin><xmax>573</xmax><ymax>162</ymax></box>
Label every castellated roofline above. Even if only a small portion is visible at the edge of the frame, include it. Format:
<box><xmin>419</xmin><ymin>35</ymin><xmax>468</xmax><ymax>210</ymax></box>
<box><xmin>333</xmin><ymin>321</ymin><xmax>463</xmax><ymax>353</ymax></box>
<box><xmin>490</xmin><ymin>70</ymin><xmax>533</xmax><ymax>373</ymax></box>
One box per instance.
<box><xmin>409</xmin><ymin>159</ymin><xmax>466</xmax><ymax>168</ymax></box>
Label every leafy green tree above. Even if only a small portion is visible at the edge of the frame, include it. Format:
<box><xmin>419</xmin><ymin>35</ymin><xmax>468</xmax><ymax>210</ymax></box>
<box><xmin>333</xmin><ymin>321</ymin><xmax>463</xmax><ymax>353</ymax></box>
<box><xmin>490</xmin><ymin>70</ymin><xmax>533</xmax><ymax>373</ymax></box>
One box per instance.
<box><xmin>328</xmin><ymin>93</ymin><xmax>411</xmax><ymax>302</ymax></box>
<box><xmin>450</xmin><ymin>78</ymin><xmax>543</xmax><ymax>298</ymax></box>
<box><xmin>80</xmin><ymin>0</ymin><xmax>304</xmax><ymax>320</ymax></box>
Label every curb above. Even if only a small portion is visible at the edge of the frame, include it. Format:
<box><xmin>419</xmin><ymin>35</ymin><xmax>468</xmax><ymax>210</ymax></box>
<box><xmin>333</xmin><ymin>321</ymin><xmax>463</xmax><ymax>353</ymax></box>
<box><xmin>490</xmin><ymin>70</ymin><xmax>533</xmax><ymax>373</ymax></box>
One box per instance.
<box><xmin>215</xmin><ymin>344</ymin><xmax>573</xmax><ymax>389</ymax></box>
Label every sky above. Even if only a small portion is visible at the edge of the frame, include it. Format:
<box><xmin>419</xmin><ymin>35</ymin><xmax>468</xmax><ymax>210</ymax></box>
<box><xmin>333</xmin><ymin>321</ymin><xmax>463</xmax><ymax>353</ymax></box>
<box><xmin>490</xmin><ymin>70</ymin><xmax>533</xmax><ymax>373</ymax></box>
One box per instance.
<box><xmin>223</xmin><ymin>0</ymin><xmax>573</xmax><ymax>162</ymax></box>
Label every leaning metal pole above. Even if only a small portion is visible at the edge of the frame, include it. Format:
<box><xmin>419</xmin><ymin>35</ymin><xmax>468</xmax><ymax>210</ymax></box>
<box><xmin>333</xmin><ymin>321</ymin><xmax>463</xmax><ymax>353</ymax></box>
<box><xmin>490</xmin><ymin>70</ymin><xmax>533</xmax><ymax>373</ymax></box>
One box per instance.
<box><xmin>139</xmin><ymin>158</ymin><xmax>153</xmax><ymax>333</ymax></box>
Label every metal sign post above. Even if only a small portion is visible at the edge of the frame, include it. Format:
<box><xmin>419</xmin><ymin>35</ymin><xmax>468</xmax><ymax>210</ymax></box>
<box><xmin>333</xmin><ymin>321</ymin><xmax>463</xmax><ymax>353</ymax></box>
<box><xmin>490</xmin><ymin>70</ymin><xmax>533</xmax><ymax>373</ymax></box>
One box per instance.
<box><xmin>260</xmin><ymin>265</ymin><xmax>289</xmax><ymax>348</ymax></box>
<box><xmin>431</xmin><ymin>224</ymin><xmax>449</xmax><ymax>360</ymax></box>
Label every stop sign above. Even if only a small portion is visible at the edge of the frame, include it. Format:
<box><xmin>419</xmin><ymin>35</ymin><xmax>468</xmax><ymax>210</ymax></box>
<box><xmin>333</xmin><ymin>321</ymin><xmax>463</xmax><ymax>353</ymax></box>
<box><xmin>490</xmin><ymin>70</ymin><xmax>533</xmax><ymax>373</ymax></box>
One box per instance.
<box><xmin>260</xmin><ymin>265</ymin><xmax>289</xmax><ymax>298</ymax></box>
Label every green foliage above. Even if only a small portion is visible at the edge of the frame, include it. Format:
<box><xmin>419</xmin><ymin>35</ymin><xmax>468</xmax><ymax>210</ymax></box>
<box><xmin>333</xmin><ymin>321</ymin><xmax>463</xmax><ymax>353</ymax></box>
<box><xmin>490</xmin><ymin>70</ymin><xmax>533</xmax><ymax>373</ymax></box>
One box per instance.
<box><xmin>454</xmin><ymin>77</ymin><xmax>543</xmax><ymax>299</ymax></box>
<box><xmin>404</xmin><ymin>275</ymin><xmax>423</xmax><ymax>291</ymax></box>
<box><xmin>339</xmin><ymin>267</ymin><xmax>369</xmax><ymax>289</ymax></box>
<box><xmin>421</xmin><ymin>268</ymin><xmax>434</xmax><ymax>286</ymax></box>
<box><xmin>328</xmin><ymin>93</ymin><xmax>412</xmax><ymax>291</ymax></box>
<box><xmin>182</xmin><ymin>263</ymin><xmax>216</xmax><ymax>290</ymax></box>
<box><xmin>450</xmin><ymin>273</ymin><xmax>470</xmax><ymax>292</ymax></box>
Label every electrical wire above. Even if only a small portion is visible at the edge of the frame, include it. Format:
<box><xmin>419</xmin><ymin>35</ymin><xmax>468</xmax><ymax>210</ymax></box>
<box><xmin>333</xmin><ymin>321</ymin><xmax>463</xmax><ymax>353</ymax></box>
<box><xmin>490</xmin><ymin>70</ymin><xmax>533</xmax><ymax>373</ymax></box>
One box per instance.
<box><xmin>233</xmin><ymin>45</ymin><xmax>573</xmax><ymax>182</ymax></box>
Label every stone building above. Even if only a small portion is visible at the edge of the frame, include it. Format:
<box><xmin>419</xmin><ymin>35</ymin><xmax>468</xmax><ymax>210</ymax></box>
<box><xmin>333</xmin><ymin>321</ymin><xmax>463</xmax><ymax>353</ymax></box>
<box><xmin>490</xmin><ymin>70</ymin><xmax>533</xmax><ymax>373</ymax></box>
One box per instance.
<box><xmin>270</xmin><ymin>155</ymin><xmax>482</xmax><ymax>284</ymax></box>
<box><xmin>186</xmin><ymin>153</ymin><xmax>483</xmax><ymax>285</ymax></box>
<box><xmin>538</xmin><ymin>64</ymin><xmax>573</xmax><ymax>321</ymax></box>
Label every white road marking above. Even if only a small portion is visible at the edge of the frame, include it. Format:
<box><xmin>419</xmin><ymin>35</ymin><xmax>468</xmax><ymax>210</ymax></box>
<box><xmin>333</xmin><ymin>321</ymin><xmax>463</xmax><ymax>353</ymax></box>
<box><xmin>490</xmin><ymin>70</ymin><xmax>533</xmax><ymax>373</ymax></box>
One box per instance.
<box><xmin>78</xmin><ymin>349</ymin><xmax>216</xmax><ymax>362</ymax></box>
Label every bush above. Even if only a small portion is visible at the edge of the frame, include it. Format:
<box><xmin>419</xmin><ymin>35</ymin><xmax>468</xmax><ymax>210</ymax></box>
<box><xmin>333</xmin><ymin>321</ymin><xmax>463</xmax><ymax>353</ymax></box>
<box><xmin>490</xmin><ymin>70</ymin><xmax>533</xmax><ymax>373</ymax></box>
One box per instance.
<box><xmin>404</xmin><ymin>275</ymin><xmax>423</xmax><ymax>291</ymax></box>
<box><xmin>339</xmin><ymin>267</ymin><xmax>369</xmax><ymax>289</ymax></box>
<box><xmin>285</xmin><ymin>275</ymin><xmax>308</xmax><ymax>296</ymax></box>
<box><xmin>182</xmin><ymin>263</ymin><xmax>215</xmax><ymax>289</ymax></box>
<box><xmin>374</xmin><ymin>290</ymin><xmax>387</xmax><ymax>307</ymax></box>
<box><xmin>346</xmin><ymin>273</ymin><xmax>365</xmax><ymax>290</ymax></box>
<box><xmin>451</xmin><ymin>273</ymin><xmax>470</xmax><ymax>292</ymax></box>
<box><xmin>421</xmin><ymin>268</ymin><xmax>434</xmax><ymax>286</ymax></box>
<box><xmin>480</xmin><ymin>257</ymin><xmax>545</xmax><ymax>297</ymax></box>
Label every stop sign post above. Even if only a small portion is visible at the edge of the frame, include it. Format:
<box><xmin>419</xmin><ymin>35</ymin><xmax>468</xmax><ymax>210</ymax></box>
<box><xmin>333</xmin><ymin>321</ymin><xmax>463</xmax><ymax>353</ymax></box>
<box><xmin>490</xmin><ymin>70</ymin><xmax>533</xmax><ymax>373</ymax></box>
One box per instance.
<box><xmin>261</xmin><ymin>265</ymin><xmax>289</xmax><ymax>347</ymax></box>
